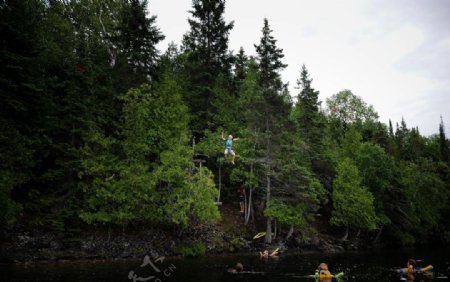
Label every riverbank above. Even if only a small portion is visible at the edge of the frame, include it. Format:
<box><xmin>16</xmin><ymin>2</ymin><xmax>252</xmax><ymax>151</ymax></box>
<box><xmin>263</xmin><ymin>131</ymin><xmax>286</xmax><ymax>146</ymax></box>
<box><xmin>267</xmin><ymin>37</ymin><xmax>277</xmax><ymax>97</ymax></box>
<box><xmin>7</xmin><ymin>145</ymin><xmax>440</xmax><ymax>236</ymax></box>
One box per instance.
<box><xmin>2</xmin><ymin>245</ymin><xmax>449</xmax><ymax>282</ymax></box>
<box><xmin>0</xmin><ymin>204</ymin><xmax>346</xmax><ymax>263</ymax></box>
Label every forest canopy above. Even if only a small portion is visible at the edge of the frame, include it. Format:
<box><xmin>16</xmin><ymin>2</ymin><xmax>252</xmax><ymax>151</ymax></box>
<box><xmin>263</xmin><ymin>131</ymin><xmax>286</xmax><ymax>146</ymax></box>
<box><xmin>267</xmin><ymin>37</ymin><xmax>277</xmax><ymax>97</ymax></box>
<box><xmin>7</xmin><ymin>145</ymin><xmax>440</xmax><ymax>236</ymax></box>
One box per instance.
<box><xmin>1</xmin><ymin>0</ymin><xmax>449</xmax><ymax>246</ymax></box>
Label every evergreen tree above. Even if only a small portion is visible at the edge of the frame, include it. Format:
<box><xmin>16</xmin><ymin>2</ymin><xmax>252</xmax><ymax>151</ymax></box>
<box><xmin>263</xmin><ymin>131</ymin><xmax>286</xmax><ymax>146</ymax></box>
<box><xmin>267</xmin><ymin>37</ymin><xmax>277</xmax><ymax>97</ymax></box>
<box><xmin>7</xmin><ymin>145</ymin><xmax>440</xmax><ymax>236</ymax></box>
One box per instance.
<box><xmin>0</xmin><ymin>0</ymin><xmax>44</xmax><ymax>225</ymax></box>
<box><xmin>232</xmin><ymin>47</ymin><xmax>248</xmax><ymax>92</ymax></box>
<box><xmin>252</xmin><ymin>21</ymin><xmax>300</xmax><ymax>242</ymax></box>
<box><xmin>389</xmin><ymin>119</ymin><xmax>394</xmax><ymax>137</ymax></box>
<box><xmin>292</xmin><ymin>65</ymin><xmax>325</xmax><ymax>163</ymax></box>
<box><xmin>114</xmin><ymin>0</ymin><xmax>165</xmax><ymax>90</ymax></box>
<box><xmin>254</xmin><ymin>18</ymin><xmax>287</xmax><ymax>92</ymax></box>
<box><xmin>395</xmin><ymin>117</ymin><xmax>409</xmax><ymax>159</ymax></box>
<box><xmin>182</xmin><ymin>0</ymin><xmax>234</xmax><ymax>132</ymax></box>
<box><xmin>439</xmin><ymin>116</ymin><xmax>449</xmax><ymax>162</ymax></box>
<box><xmin>81</xmin><ymin>76</ymin><xmax>220</xmax><ymax>226</ymax></box>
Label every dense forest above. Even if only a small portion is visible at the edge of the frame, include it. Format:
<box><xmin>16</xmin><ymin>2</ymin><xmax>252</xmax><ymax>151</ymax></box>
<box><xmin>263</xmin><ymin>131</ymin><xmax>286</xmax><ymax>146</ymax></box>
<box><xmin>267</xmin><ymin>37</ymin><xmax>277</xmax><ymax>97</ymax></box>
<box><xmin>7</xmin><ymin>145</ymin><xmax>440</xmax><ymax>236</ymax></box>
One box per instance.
<box><xmin>1</xmin><ymin>0</ymin><xmax>449</xmax><ymax>249</ymax></box>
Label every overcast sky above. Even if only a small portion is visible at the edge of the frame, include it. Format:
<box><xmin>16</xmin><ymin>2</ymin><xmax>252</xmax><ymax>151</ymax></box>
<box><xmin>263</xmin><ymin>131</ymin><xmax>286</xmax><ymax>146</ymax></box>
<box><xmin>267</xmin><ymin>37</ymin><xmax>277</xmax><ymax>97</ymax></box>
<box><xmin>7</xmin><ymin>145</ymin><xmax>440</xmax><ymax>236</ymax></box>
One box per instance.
<box><xmin>150</xmin><ymin>0</ymin><xmax>450</xmax><ymax>136</ymax></box>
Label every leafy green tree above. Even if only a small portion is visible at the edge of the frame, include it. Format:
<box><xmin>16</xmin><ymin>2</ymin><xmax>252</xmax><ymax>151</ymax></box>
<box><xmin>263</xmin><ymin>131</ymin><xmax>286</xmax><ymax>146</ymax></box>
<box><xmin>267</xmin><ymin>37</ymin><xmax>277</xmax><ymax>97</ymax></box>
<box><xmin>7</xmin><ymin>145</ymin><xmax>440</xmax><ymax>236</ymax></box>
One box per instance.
<box><xmin>264</xmin><ymin>199</ymin><xmax>307</xmax><ymax>239</ymax></box>
<box><xmin>81</xmin><ymin>84</ymin><xmax>158</xmax><ymax>224</ymax></box>
<box><xmin>388</xmin><ymin>159</ymin><xmax>447</xmax><ymax>244</ymax></box>
<box><xmin>326</xmin><ymin>90</ymin><xmax>379</xmax><ymax>142</ymax></box>
<box><xmin>341</xmin><ymin>125</ymin><xmax>363</xmax><ymax>160</ymax></box>
<box><xmin>81</xmin><ymin>75</ymin><xmax>220</xmax><ymax>226</ymax></box>
<box><xmin>152</xmin><ymin>144</ymin><xmax>220</xmax><ymax>226</ymax></box>
<box><xmin>330</xmin><ymin>158</ymin><xmax>378</xmax><ymax>240</ymax></box>
<box><xmin>355</xmin><ymin>142</ymin><xmax>394</xmax><ymax>242</ymax></box>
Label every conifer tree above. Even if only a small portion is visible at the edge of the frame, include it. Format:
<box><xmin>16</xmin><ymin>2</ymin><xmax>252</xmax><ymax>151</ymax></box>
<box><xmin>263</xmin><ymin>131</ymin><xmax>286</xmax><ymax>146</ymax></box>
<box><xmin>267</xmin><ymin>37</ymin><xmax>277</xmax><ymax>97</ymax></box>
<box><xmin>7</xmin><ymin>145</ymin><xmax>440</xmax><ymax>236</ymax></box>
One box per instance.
<box><xmin>252</xmin><ymin>19</ymin><xmax>294</xmax><ymax>243</ymax></box>
<box><xmin>0</xmin><ymin>0</ymin><xmax>44</xmax><ymax>225</ymax></box>
<box><xmin>182</xmin><ymin>0</ymin><xmax>234</xmax><ymax>132</ymax></box>
<box><xmin>439</xmin><ymin>116</ymin><xmax>449</xmax><ymax>162</ymax></box>
<box><xmin>114</xmin><ymin>0</ymin><xmax>165</xmax><ymax>89</ymax></box>
<box><xmin>293</xmin><ymin>65</ymin><xmax>325</xmax><ymax>162</ymax></box>
<box><xmin>81</xmin><ymin>76</ymin><xmax>220</xmax><ymax>226</ymax></box>
<box><xmin>254</xmin><ymin>18</ymin><xmax>287</xmax><ymax>92</ymax></box>
<box><xmin>232</xmin><ymin>47</ymin><xmax>249</xmax><ymax>93</ymax></box>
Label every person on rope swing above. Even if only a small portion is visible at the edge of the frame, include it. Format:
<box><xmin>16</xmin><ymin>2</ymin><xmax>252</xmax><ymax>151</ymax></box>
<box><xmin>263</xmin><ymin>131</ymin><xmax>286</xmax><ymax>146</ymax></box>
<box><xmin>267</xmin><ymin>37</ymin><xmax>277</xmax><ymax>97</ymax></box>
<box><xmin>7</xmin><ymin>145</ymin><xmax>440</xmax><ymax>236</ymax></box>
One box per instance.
<box><xmin>221</xmin><ymin>132</ymin><xmax>239</xmax><ymax>165</ymax></box>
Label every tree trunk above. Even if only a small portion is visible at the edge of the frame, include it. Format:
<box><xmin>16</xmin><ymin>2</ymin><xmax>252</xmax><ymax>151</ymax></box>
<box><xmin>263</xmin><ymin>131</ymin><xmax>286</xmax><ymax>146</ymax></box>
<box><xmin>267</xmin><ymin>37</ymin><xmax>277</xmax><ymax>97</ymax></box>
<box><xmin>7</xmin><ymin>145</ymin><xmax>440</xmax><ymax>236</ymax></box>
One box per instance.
<box><xmin>265</xmin><ymin>164</ymin><xmax>272</xmax><ymax>244</ymax></box>
<box><xmin>372</xmin><ymin>225</ymin><xmax>383</xmax><ymax>245</ymax></box>
<box><xmin>341</xmin><ymin>226</ymin><xmax>349</xmax><ymax>242</ymax></box>
<box><xmin>217</xmin><ymin>164</ymin><xmax>221</xmax><ymax>203</ymax></box>
<box><xmin>286</xmin><ymin>224</ymin><xmax>294</xmax><ymax>240</ymax></box>
<box><xmin>245</xmin><ymin>187</ymin><xmax>253</xmax><ymax>224</ymax></box>
<box><xmin>273</xmin><ymin>220</ymin><xmax>277</xmax><ymax>241</ymax></box>
<box><xmin>264</xmin><ymin>117</ymin><xmax>273</xmax><ymax>244</ymax></box>
<box><xmin>107</xmin><ymin>225</ymin><xmax>111</xmax><ymax>242</ymax></box>
<box><xmin>251</xmin><ymin>200</ymin><xmax>255</xmax><ymax>222</ymax></box>
<box><xmin>245</xmin><ymin>163</ymin><xmax>255</xmax><ymax>224</ymax></box>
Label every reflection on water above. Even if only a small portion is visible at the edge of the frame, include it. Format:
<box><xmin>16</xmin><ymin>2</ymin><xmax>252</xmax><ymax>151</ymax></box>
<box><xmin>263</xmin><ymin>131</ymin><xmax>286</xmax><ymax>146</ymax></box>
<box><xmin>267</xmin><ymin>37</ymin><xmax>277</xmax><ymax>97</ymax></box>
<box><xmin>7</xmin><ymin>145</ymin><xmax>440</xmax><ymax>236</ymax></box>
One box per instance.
<box><xmin>1</xmin><ymin>246</ymin><xmax>449</xmax><ymax>282</ymax></box>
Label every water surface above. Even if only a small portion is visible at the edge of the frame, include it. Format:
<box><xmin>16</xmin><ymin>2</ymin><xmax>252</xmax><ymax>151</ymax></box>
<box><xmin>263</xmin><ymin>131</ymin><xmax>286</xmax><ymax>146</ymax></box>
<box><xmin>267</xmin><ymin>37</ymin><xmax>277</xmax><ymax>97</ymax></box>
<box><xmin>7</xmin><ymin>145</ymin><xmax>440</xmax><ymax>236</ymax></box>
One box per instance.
<box><xmin>1</xmin><ymin>247</ymin><xmax>449</xmax><ymax>282</ymax></box>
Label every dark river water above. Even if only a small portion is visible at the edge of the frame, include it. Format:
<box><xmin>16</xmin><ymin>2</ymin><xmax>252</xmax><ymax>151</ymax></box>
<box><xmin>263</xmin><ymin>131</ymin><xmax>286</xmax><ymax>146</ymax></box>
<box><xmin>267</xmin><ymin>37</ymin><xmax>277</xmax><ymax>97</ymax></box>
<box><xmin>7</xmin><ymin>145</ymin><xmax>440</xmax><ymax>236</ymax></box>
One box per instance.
<box><xmin>1</xmin><ymin>247</ymin><xmax>449</xmax><ymax>282</ymax></box>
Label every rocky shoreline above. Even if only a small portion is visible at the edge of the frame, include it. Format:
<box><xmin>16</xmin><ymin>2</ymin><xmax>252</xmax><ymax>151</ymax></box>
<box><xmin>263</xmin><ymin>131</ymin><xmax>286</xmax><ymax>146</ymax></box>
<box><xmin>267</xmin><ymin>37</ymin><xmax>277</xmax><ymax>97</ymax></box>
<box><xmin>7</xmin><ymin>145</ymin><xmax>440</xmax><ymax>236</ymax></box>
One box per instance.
<box><xmin>0</xmin><ymin>223</ymin><xmax>346</xmax><ymax>263</ymax></box>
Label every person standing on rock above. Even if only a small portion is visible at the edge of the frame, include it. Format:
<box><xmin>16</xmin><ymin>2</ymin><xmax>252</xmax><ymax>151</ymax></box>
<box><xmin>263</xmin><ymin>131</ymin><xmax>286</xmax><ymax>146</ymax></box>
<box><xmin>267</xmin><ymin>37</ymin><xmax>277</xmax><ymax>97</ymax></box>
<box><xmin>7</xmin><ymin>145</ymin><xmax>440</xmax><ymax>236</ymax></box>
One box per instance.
<box><xmin>238</xmin><ymin>183</ymin><xmax>245</xmax><ymax>213</ymax></box>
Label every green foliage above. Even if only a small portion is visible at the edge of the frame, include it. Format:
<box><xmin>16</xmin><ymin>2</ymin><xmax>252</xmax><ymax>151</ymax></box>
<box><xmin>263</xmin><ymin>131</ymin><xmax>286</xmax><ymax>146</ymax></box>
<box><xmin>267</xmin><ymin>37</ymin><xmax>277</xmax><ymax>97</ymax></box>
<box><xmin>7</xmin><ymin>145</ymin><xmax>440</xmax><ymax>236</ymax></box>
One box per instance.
<box><xmin>81</xmin><ymin>79</ymin><xmax>219</xmax><ymax>226</ymax></box>
<box><xmin>439</xmin><ymin>117</ymin><xmax>450</xmax><ymax>162</ymax></box>
<box><xmin>264</xmin><ymin>199</ymin><xmax>307</xmax><ymax>228</ymax></box>
<box><xmin>195</xmin><ymin>129</ymin><xmax>224</xmax><ymax>157</ymax></box>
<box><xmin>292</xmin><ymin>64</ymin><xmax>325</xmax><ymax>160</ymax></box>
<box><xmin>117</xmin><ymin>0</ymin><xmax>165</xmax><ymax>81</ymax></box>
<box><xmin>355</xmin><ymin>142</ymin><xmax>394</xmax><ymax>225</ymax></box>
<box><xmin>153</xmin><ymin>148</ymin><xmax>220</xmax><ymax>226</ymax></box>
<box><xmin>182</xmin><ymin>0</ymin><xmax>234</xmax><ymax>131</ymax></box>
<box><xmin>0</xmin><ymin>120</ymin><xmax>33</xmax><ymax>225</ymax></box>
<box><xmin>0</xmin><ymin>171</ymin><xmax>23</xmax><ymax>226</ymax></box>
<box><xmin>211</xmin><ymin>74</ymin><xmax>241</xmax><ymax>131</ymax></box>
<box><xmin>326</xmin><ymin>90</ymin><xmax>379</xmax><ymax>125</ymax></box>
<box><xmin>1</xmin><ymin>0</ymin><xmax>449</xmax><ymax>247</ymax></box>
<box><xmin>255</xmin><ymin>18</ymin><xmax>287</xmax><ymax>92</ymax></box>
<box><xmin>341</xmin><ymin>126</ymin><xmax>362</xmax><ymax>160</ymax></box>
<box><xmin>356</xmin><ymin>142</ymin><xmax>394</xmax><ymax>192</ymax></box>
<box><xmin>330</xmin><ymin>158</ymin><xmax>378</xmax><ymax>231</ymax></box>
<box><xmin>393</xmin><ymin>160</ymin><xmax>448</xmax><ymax>238</ymax></box>
<box><xmin>174</xmin><ymin>241</ymin><xmax>206</xmax><ymax>257</ymax></box>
